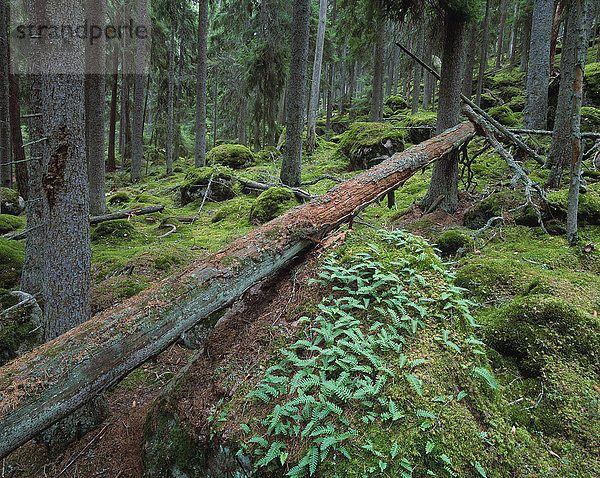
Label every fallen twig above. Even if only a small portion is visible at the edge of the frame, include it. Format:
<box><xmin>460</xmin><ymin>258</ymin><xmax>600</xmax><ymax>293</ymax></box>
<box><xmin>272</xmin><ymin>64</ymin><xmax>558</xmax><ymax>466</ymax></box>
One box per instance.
<box><xmin>191</xmin><ymin>174</ymin><xmax>214</xmax><ymax>225</ymax></box>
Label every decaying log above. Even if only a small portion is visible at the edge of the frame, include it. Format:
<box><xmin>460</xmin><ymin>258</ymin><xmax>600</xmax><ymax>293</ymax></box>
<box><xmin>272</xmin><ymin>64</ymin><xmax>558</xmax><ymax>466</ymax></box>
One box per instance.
<box><xmin>0</xmin><ymin>122</ymin><xmax>475</xmax><ymax>459</ymax></box>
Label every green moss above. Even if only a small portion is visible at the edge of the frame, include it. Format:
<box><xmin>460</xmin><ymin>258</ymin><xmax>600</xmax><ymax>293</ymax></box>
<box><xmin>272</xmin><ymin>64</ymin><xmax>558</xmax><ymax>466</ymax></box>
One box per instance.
<box><xmin>497</xmin><ymin>86</ymin><xmax>523</xmax><ymax>102</ymax></box>
<box><xmin>154</xmin><ymin>254</ymin><xmax>182</xmax><ymax>271</ymax></box>
<box><xmin>482</xmin><ymin>294</ymin><xmax>600</xmax><ymax>377</ymax></box>
<box><xmin>0</xmin><ymin>238</ymin><xmax>23</xmax><ymax>289</ymax></box>
<box><xmin>211</xmin><ymin>203</ymin><xmax>237</xmax><ymax>223</ymax></box>
<box><xmin>547</xmin><ymin>182</ymin><xmax>600</xmax><ymax>225</ymax></box>
<box><xmin>487</xmin><ymin>69</ymin><xmax>526</xmax><ymax>89</ymax></box>
<box><xmin>488</xmin><ymin>105</ymin><xmax>518</xmax><ymax>126</ymax></box>
<box><xmin>134</xmin><ymin>193</ymin><xmax>163</xmax><ymax>205</ymax></box>
<box><xmin>584</xmin><ymin>62</ymin><xmax>600</xmax><ymax>106</ymax></box>
<box><xmin>463</xmin><ymin>195</ymin><xmax>503</xmax><ymax>229</ymax></box>
<box><xmin>581</xmin><ymin>106</ymin><xmax>600</xmax><ymax>133</ymax></box>
<box><xmin>0</xmin><ymin>214</ymin><xmax>25</xmax><ymax>234</ymax></box>
<box><xmin>384</xmin><ymin>93</ymin><xmax>408</xmax><ymax>112</ymax></box>
<box><xmin>91</xmin><ymin>219</ymin><xmax>140</xmax><ymax>244</ymax></box>
<box><xmin>118</xmin><ymin>277</ymin><xmax>149</xmax><ymax>299</ymax></box>
<box><xmin>249</xmin><ymin>187</ymin><xmax>295</xmax><ymax>224</ymax></box>
<box><xmin>256</xmin><ymin>146</ymin><xmax>282</xmax><ymax>164</ymax></box>
<box><xmin>206</xmin><ymin>143</ymin><xmax>256</xmax><ymax>169</ymax></box>
<box><xmin>0</xmin><ymin>187</ymin><xmax>19</xmax><ymax>204</ymax></box>
<box><xmin>400</xmin><ymin>111</ymin><xmax>437</xmax><ymax>128</ymax></box>
<box><xmin>434</xmin><ymin>229</ymin><xmax>470</xmax><ymax>256</ymax></box>
<box><xmin>180</xmin><ymin>166</ymin><xmax>235</xmax><ymax>205</ymax></box>
<box><xmin>108</xmin><ymin>191</ymin><xmax>130</xmax><ymax>205</ymax></box>
<box><xmin>0</xmin><ymin>288</ymin><xmax>18</xmax><ymax>309</ymax></box>
<box><xmin>338</xmin><ymin>122</ymin><xmax>405</xmax><ymax>170</ymax></box>
<box><xmin>480</xmin><ymin>93</ymin><xmax>497</xmax><ymax>109</ymax></box>
<box><xmin>505</xmin><ymin>95</ymin><xmax>525</xmax><ymax>112</ymax></box>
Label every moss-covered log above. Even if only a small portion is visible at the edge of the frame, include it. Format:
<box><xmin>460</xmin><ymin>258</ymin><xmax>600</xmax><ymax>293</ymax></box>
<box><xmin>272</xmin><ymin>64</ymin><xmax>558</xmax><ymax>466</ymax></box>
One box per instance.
<box><xmin>0</xmin><ymin>121</ymin><xmax>475</xmax><ymax>459</ymax></box>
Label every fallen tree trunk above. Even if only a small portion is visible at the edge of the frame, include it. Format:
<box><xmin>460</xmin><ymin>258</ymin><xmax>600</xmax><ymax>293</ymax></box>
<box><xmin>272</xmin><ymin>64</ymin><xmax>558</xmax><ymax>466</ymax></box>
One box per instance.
<box><xmin>0</xmin><ymin>122</ymin><xmax>475</xmax><ymax>459</ymax></box>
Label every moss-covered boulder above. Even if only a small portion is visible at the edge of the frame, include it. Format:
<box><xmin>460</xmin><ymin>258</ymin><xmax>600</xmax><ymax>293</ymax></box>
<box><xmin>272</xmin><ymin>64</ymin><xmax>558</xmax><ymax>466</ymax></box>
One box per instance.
<box><xmin>339</xmin><ymin>122</ymin><xmax>405</xmax><ymax>170</ymax></box>
<box><xmin>180</xmin><ymin>166</ymin><xmax>235</xmax><ymax>205</ymax></box>
<box><xmin>581</xmin><ymin>106</ymin><xmax>600</xmax><ymax>133</ymax></box>
<box><xmin>487</xmin><ymin>70</ymin><xmax>526</xmax><ymax>90</ymax></box>
<box><xmin>483</xmin><ymin>294</ymin><xmax>600</xmax><ymax>378</ymax></box>
<box><xmin>249</xmin><ymin>187</ymin><xmax>295</xmax><ymax>224</ymax></box>
<box><xmin>463</xmin><ymin>196</ymin><xmax>503</xmax><ymax>229</ymax></box>
<box><xmin>384</xmin><ymin>93</ymin><xmax>408</xmax><ymax>112</ymax></box>
<box><xmin>434</xmin><ymin>229</ymin><xmax>470</xmax><ymax>256</ymax></box>
<box><xmin>0</xmin><ymin>214</ymin><xmax>25</xmax><ymax>234</ymax></box>
<box><xmin>480</xmin><ymin>93</ymin><xmax>497</xmax><ymax>109</ymax></box>
<box><xmin>400</xmin><ymin>112</ymin><xmax>437</xmax><ymax>144</ymax></box>
<box><xmin>505</xmin><ymin>95</ymin><xmax>525</xmax><ymax>113</ymax></box>
<box><xmin>91</xmin><ymin>219</ymin><xmax>140</xmax><ymax>244</ymax></box>
<box><xmin>0</xmin><ymin>238</ymin><xmax>23</xmax><ymax>289</ymax></box>
<box><xmin>256</xmin><ymin>146</ymin><xmax>282</xmax><ymax>164</ymax></box>
<box><xmin>0</xmin><ymin>290</ymin><xmax>43</xmax><ymax>366</ymax></box>
<box><xmin>488</xmin><ymin>105</ymin><xmax>518</xmax><ymax>126</ymax></box>
<box><xmin>584</xmin><ymin>62</ymin><xmax>600</xmax><ymax>106</ymax></box>
<box><xmin>108</xmin><ymin>191</ymin><xmax>130</xmax><ymax>206</ymax></box>
<box><xmin>547</xmin><ymin>183</ymin><xmax>600</xmax><ymax>225</ymax></box>
<box><xmin>497</xmin><ymin>85</ymin><xmax>523</xmax><ymax>103</ymax></box>
<box><xmin>0</xmin><ymin>188</ymin><xmax>25</xmax><ymax>216</ymax></box>
<box><xmin>206</xmin><ymin>143</ymin><xmax>255</xmax><ymax>169</ymax></box>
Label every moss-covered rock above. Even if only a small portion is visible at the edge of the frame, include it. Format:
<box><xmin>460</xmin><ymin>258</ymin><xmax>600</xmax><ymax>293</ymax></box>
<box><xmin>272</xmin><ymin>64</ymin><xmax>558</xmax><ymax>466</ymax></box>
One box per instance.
<box><xmin>434</xmin><ymin>229</ymin><xmax>470</xmax><ymax>256</ymax></box>
<box><xmin>463</xmin><ymin>196</ymin><xmax>503</xmax><ymax>229</ymax></box>
<box><xmin>0</xmin><ymin>188</ymin><xmax>25</xmax><ymax>216</ymax></box>
<box><xmin>256</xmin><ymin>146</ymin><xmax>282</xmax><ymax>164</ymax></box>
<box><xmin>338</xmin><ymin>122</ymin><xmax>405</xmax><ymax>170</ymax></box>
<box><xmin>488</xmin><ymin>105</ymin><xmax>518</xmax><ymax>126</ymax></box>
<box><xmin>180</xmin><ymin>166</ymin><xmax>235</xmax><ymax>205</ymax></box>
<box><xmin>384</xmin><ymin>93</ymin><xmax>408</xmax><ymax>112</ymax></box>
<box><xmin>483</xmin><ymin>294</ymin><xmax>600</xmax><ymax>377</ymax></box>
<box><xmin>514</xmin><ymin>206</ymin><xmax>540</xmax><ymax>227</ymax></box>
<box><xmin>249</xmin><ymin>187</ymin><xmax>295</xmax><ymax>224</ymax></box>
<box><xmin>400</xmin><ymin>112</ymin><xmax>437</xmax><ymax>143</ymax></box>
<box><xmin>581</xmin><ymin>106</ymin><xmax>600</xmax><ymax>133</ymax></box>
<box><xmin>0</xmin><ymin>290</ymin><xmax>42</xmax><ymax>366</ymax></box>
<box><xmin>108</xmin><ymin>191</ymin><xmax>130</xmax><ymax>205</ymax></box>
<box><xmin>0</xmin><ymin>214</ymin><xmax>25</xmax><ymax>234</ymax></box>
<box><xmin>584</xmin><ymin>62</ymin><xmax>600</xmax><ymax>106</ymax></box>
<box><xmin>487</xmin><ymin>70</ymin><xmax>526</xmax><ymax>90</ymax></box>
<box><xmin>91</xmin><ymin>219</ymin><xmax>140</xmax><ymax>244</ymax></box>
<box><xmin>505</xmin><ymin>95</ymin><xmax>525</xmax><ymax>113</ymax></box>
<box><xmin>480</xmin><ymin>93</ymin><xmax>497</xmax><ymax>109</ymax></box>
<box><xmin>547</xmin><ymin>183</ymin><xmax>600</xmax><ymax>225</ymax></box>
<box><xmin>0</xmin><ymin>238</ymin><xmax>23</xmax><ymax>289</ymax></box>
<box><xmin>206</xmin><ymin>143</ymin><xmax>255</xmax><ymax>169</ymax></box>
<box><xmin>497</xmin><ymin>85</ymin><xmax>523</xmax><ymax>103</ymax></box>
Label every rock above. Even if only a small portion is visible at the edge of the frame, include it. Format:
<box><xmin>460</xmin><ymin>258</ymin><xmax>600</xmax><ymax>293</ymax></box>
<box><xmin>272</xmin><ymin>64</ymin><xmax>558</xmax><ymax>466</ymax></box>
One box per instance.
<box><xmin>488</xmin><ymin>105</ymin><xmax>518</xmax><ymax>126</ymax></box>
<box><xmin>0</xmin><ymin>188</ymin><xmax>25</xmax><ymax>216</ymax></box>
<box><xmin>0</xmin><ymin>238</ymin><xmax>24</xmax><ymax>289</ymax></box>
<box><xmin>434</xmin><ymin>230</ymin><xmax>470</xmax><ymax>256</ymax></box>
<box><xmin>399</xmin><ymin>112</ymin><xmax>437</xmax><ymax>144</ymax></box>
<box><xmin>249</xmin><ymin>187</ymin><xmax>296</xmax><ymax>224</ymax></box>
<box><xmin>0</xmin><ymin>214</ymin><xmax>25</xmax><ymax>234</ymax></box>
<box><xmin>206</xmin><ymin>144</ymin><xmax>256</xmax><ymax>170</ymax></box>
<box><xmin>338</xmin><ymin>122</ymin><xmax>405</xmax><ymax>171</ymax></box>
<box><xmin>91</xmin><ymin>219</ymin><xmax>140</xmax><ymax>244</ymax></box>
<box><xmin>180</xmin><ymin>167</ymin><xmax>235</xmax><ymax>205</ymax></box>
<box><xmin>0</xmin><ymin>291</ymin><xmax>43</xmax><ymax>366</ymax></box>
<box><xmin>463</xmin><ymin>196</ymin><xmax>503</xmax><ymax>229</ymax></box>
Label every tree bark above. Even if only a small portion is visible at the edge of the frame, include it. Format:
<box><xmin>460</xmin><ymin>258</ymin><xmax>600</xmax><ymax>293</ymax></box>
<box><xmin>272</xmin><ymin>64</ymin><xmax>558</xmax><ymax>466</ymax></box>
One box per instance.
<box><xmin>85</xmin><ymin>0</ymin><xmax>108</xmax><ymax>216</ymax></box>
<box><xmin>280</xmin><ymin>0</ymin><xmax>310</xmax><ymax>187</ymax></box>
<box><xmin>8</xmin><ymin>74</ymin><xmax>28</xmax><ymax>201</ymax></box>
<box><xmin>166</xmin><ymin>25</ymin><xmax>175</xmax><ymax>176</ymax></box>
<box><xmin>107</xmin><ymin>48</ymin><xmax>119</xmax><ymax>173</ymax></box>
<box><xmin>523</xmin><ymin>0</ymin><xmax>553</xmax><ymax>130</ymax></box>
<box><xmin>0</xmin><ymin>121</ymin><xmax>476</xmax><ymax>460</ymax></box>
<box><xmin>419</xmin><ymin>10</ymin><xmax>466</xmax><ymax>214</ymax></box>
<box><xmin>496</xmin><ymin>0</ymin><xmax>508</xmax><ymax>68</ymax></box>
<box><xmin>131</xmin><ymin>0</ymin><xmax>148</xmax><ymax>183</ymax></box>
<box><xmin>306</xmin><ymin>0</ymin><xmax>327</xmax><ymax>152</ymax></box>
<box><xmin>509</xmin><ymin>2</ymin><xmax>520</xmax><ymax>66</ymax></box>
<box><xmin>0</xmin><ymin>0</ymin><xmax>11</xmax><ymax>188</ymax></box>
<box><xmin>462</xmin><ymin>21</ymin><xmax>477</xmax><ymax>99</ymax></box>
<box><xmin>476</xmin><ymin>0</ymin><xmax>491</xmax><ymax>106</ymax></box>
<box><xmin>195</xmin><ymin>0</ymin><xmax>209</xmax><ymax>167</ymax></box>
<box><xmin>549</xmin><ymin>2</ymin><xmax>565</xmax><ymax>76</ymax></box>
<box><xmin>411</xmin><ymin>11</ymin><xmax>425</xmax><ymax>114</ymax></box>
<box><xmin>369</xmin><ymin>0</ymin><xmax>385</xmax><ymax>122</ymax></box>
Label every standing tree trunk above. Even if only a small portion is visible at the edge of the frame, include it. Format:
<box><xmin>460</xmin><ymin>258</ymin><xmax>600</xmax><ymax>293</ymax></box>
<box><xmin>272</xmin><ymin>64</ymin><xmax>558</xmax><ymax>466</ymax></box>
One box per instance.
<box><xmin>107</xmin><ymin>47</ymin><xmax>119</xmax><ymax>173</ymax></box>
<box><xmin>166</xmin><ymin>26</ymin><xmax>175</xmax><ymax>176</ymax></box>
<box><xmin>462</xmin><ymin>21</ymin><xmax>477</xmax><ymax>98</ymax></box>
<box><xmin>195</xmin><ymin>0</ymin><xmax>209</xmax><ymax>168</ymax></box>
<box><xmin>37</xmin><ymin>0</ymin><xmax>91</xmax><ymax>340</ymax></box>
<box><xmin>419</xmin><ymin>10</ymin><xmax>466</xmax><ymax>213</ymax></box>
<box><xmin>347</xmin><ymin>60</ymin><xmax>358</xmax><ymax>119</ymax></box>
<box><xmin>280</xmin><ymin>0</ymin><xmax>310</xmax><ymax>187</ymax></box>
<box><xmin>411</xmin><ymin>11</ymin><xmax>425</xmax><ymax>114</ymax></box>
<box><xmin>566</xmin><ymin>0</ymin><xmax>587</xmax><ymax>245</ymax></box>
<box><xmin>0</xmin><ymin>0</ymin><xmax>11</xmax><ymax>189</ymax></box>
<box><xmin>174</xmin><ymin>37</ymin><xmax>185</xmax><ymax>162</ymax></box>
<box><xmin>496</xmin><ymin>0</ymin><xmax>508</xmax><ymax>67</ymax></box>
<box><xmin>547</xmin><ymin>1</ymin><xmax>580</xmax><ymax>187</ymax></box>
<box><xmin>131</xmin><ymin>0</ymin><xmax>149</xmax><ymax>183</ymax></box>
<box><xmin>509</xmin><ymin>2</ymin><xmax>520</xmax><ymax>66</ymax></box>
<box><xmin>523</xmin><ymin>0</ymin><xmax>553</xmax><ymax>130</ymax></box>
<box><xmin>476</xmin><ymin>0</ymin><xmax>491</xmax><ymax>106</ymax></box>
<box><xmin>423</xmin><ymin>29</ymin><xmax>434</xmax><ymax>110</ymax></box>
<box><xmin>549</xmin><ymin>2</ymin><xmax>565</xmax><ymax>75</ymax></box>
<box><xmin>85</xmin><ymin>0</ymin><xmax>108</xmax><ymax>216</ymax></box>
<box><xmin>8</xmin><ymin>74</ymin><xmax>28</xmax><ymax>200</ymax></box>
<box><xmin>306</xmin><ymin>0</ymin><xmax>327</xmax><ymax>152</ymax></box>
<box><xmin>520</xmin><ymin>6</ymin><xmax>532</xmax><ymax>72</ymax></box>
<box><xmin>369</xmin><ymin>0</ymin><xmax>385</xmax><ymax>122</ymax></box>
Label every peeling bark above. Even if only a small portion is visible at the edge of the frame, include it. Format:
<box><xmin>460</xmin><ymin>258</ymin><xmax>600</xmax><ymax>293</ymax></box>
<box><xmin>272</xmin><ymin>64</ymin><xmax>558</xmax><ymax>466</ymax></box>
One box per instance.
<box><xmin>0</xmin><ymin>122</ymin><xmax>476</xmax><ymax>459</ymax></box>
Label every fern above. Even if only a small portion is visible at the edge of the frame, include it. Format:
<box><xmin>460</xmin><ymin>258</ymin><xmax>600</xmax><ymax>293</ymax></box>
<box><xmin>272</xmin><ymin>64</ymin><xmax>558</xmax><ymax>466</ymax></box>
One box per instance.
<box><xmin>472</xmin><ymin>366</ymin><xmax>498</xmax><ymax>390</ymax></box>
<box><xmin>405</xmin><ymin>373</ymin><xmax>424</xmax><ymax>397</ymax></box>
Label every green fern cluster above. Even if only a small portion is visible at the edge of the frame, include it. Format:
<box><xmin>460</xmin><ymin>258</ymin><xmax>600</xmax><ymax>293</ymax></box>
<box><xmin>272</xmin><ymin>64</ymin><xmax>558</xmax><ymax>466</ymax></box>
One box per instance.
<box><xmin>239</xmin><ymin>230</ymin><xmax>496</xmax><ymax>477</ymax></box>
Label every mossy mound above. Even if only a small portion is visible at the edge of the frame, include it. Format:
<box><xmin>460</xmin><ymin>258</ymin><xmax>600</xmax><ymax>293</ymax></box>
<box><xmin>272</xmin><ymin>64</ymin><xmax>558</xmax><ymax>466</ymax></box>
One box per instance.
<box><xmin>400</xmin><ymin>112</ymin><xmax>437</xmax><ymax>143</ymax></box>
<box><xmin>487</xmin><ymin>69</ymin><xmax>526</xmax><ymax>90</ymax></box>
<box><xmin>496</xmin><ymin>85</ymin><xmax>523</xmax><ymax>103</ymax></box>
<box><xmin>256</xmin><ymin>146</ymin><xmax>282</xmax><ymax>164</ymax></box>
<box><xmin>505</xmin><ymin>95</ymin><xmax>525</xmax><ymax>112</ymax></box>
<box><xmin>108</xmin><ymin>191</ymin><xmax>130</xmax><ymax>206</ymax></box>
<box><xmin>180</xmin><ymin>166</ymin><xmax>235</xmax><ymax>205</ymax></box>
<box><xmin>482</xmin><ymin>294</ymin><xmax>600</xmax><ymax>378</ymax></box>
<box><xmin>91</xmin><ymin>219</ymin><xmax>140</xmax><ymax>244</ymax></box>
<box><xmin>480</xmin><ymin>93</ymin><xmax>497</xmax><ymax>109</ymax></box>
<box><xmin>0</xmin><ymin>238</ymin><xmax>24</xmax><ymax>289</ymax></box>
<box><xmin>211</xmin><ymin>203</ymin><xmax>238</xmax><ymax>223</ymax></box>
<box><xmin>384</xmin><ymin>93</ymin><xmax>408</xmax><ymax>112</ymax></box>
<box><xmin>463</xmin><ymin>196</ymin><xmax>503</xmax><ymax>229</ymax></box>
<box><xmin>434</xmin><ymin>229</ymin><xmax>470</xmax><ymax>256</ymax></box>
<box><xmin>338</xmin><ymin>122</ymin><xmax>405</xmax><ymax>170</ymax></box>
<box><xmin>547</xmin><ymin>183</ymin><xmax>600</xmax><ymax>225</ymax></box>
<box><xmin>581</xmin><ymin>106</ymin><xmax>600</xmax><ymax>133</ymax></box>
<box><xmin>206</xmin><ymin>143</ymin><xmax>255</xmax><ymax>169</ymax></box>
<box><xmin>488</xmin><ymin>105</ymin><xmax>518</xmax><ymax>126</ymax></box>
<box><xmin>584</xmin><ymin>62</ymin><xmax>600</xmax><ymax>106</ymax></box>
<box><xmin>0</xmin><ymin>289</ymin><xmax>42</xmax><ymax>366</ymax></box>
<box><xmin>0</xmin><ymin>188</ymin><xmax>25</xmax><ymax>216</ymax></box>
<box><xmin>249</xmin><ymin>187</ymin><xmax>295</xmax><ymax>224</ymax></box>
<box><xmin>0</xmin><ymin>214</ymin><xmax>25</xmax><ymax>234</ymax></box>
